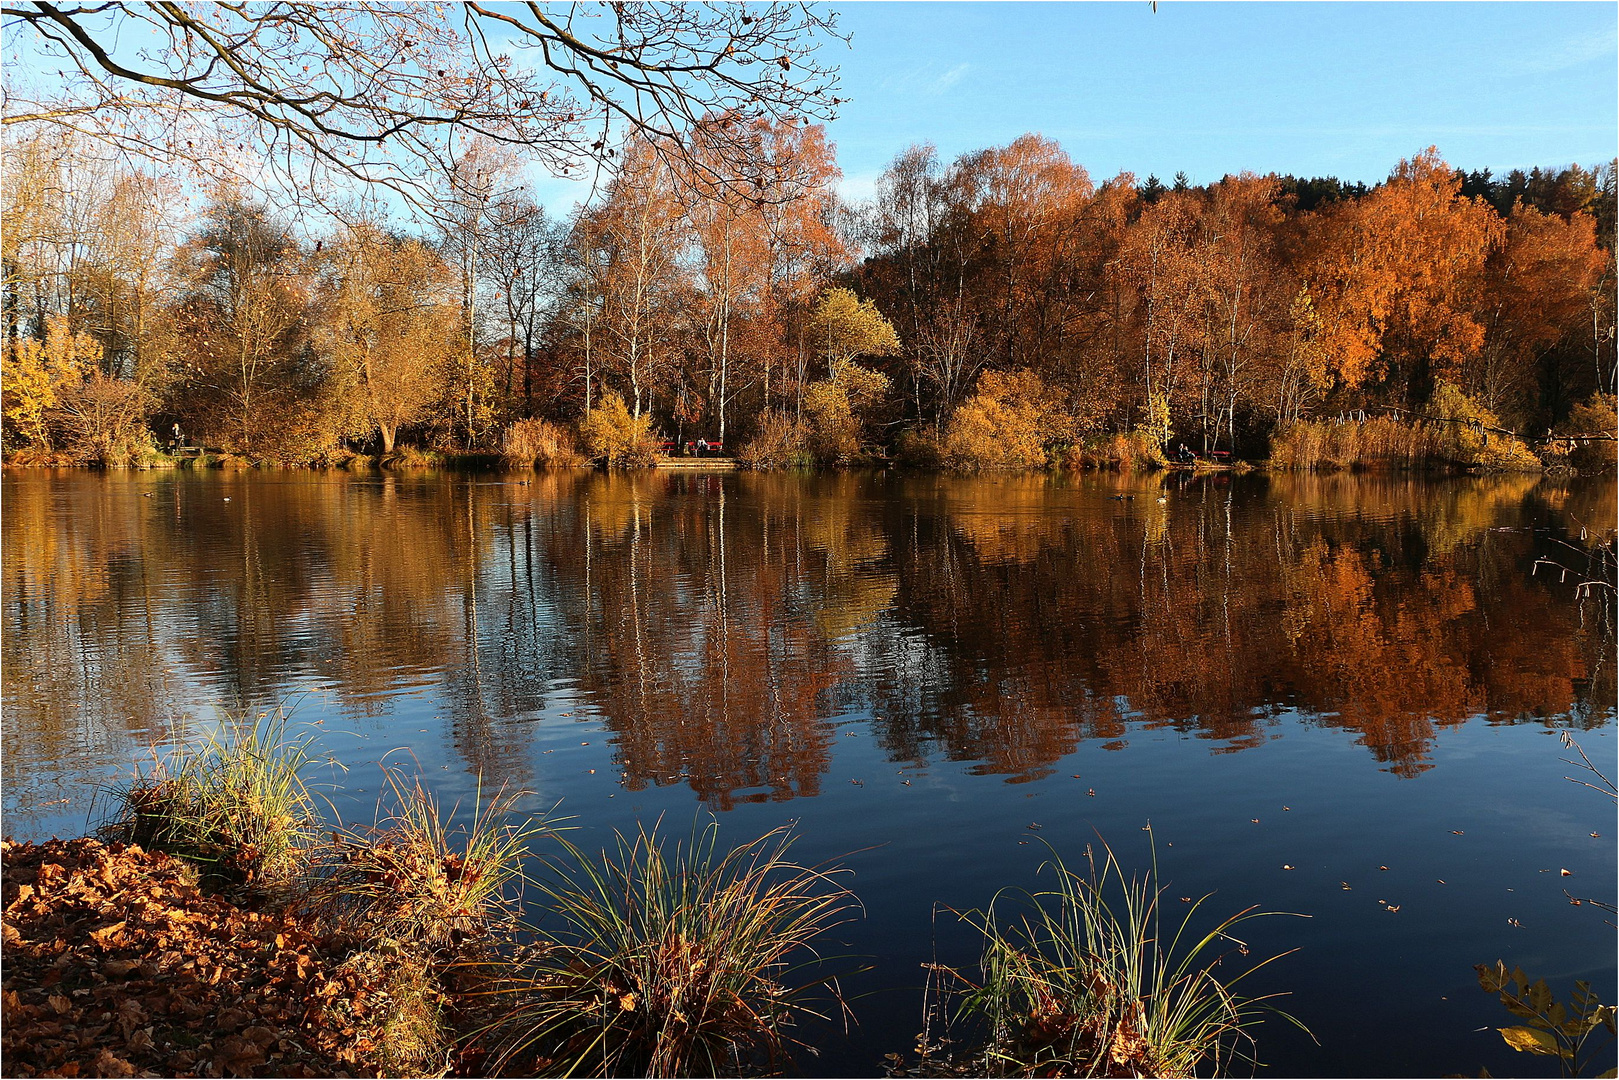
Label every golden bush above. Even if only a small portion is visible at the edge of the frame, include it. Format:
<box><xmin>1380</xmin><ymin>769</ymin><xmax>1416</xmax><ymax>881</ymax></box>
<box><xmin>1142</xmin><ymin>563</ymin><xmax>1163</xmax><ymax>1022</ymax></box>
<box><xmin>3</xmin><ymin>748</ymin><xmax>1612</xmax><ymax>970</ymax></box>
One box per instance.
<box><xmin>942</xmin><ymin>369</ymin><xmax>1072</xmax><ymax>470</ymax></box>
<box><xmin>578</xmin><ymin>392</ymin><xmax>661</xmax><ymax>467</ymax></box>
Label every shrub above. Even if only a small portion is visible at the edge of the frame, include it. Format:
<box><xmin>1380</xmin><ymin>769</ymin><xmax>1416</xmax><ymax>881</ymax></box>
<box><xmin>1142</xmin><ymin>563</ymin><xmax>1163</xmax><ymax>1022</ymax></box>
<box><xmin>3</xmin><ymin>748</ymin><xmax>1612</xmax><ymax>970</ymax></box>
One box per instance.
<box><xmin>55</xmin><ymin>373</ymin><xmax>157</xmax><ymax>466</ymax></box>
<box><xmin>382</xmin><ymin>445</ymin><xmax>445</xmax><ymax>468</ymax></box>
<box><xmin>496</xmin><ymin>821</ymin><xmax>856</xmax><ymax>1077</ymax></box>
<box><xmin>1137</xmin><ymin>393</ymin><xmax>1172</xmax><ymax>457</ymax></box>
<box><xmin>941</xmin><ymin>840</ymin><xmax>1302</xmax><ymax>1078</ymax></box>
<box><xmin>579</xmin><ymin>392</ymin><xmax>661</xmax><ymax>467</ymax></box>
<box><xmin>312</xmin><ymin>767</ymin><xmax>540</xmax><ymax>954</ymax></box>
<box><xmin>737</xmin><ymin>410</ymin><xmax>812</xmax><ymax>469</ymax></box>
<box><xmin>106</xmin><ymin>707</ymin><xmax>320</xmax><ymax>890</ymax></box>
<box><xmin>503</xmin><ymin>417</ymin><xmax>585</xmax><ymax>468</ymax></box>
<box><xmin>941</xmin><ymin>370</ymin><xmax>1070</xmax><ymax>471</ymax></box>
<box><xmin>1559</xmin><ymin>392</ymin><xmax>1617</xmax><ymax>473</ymax></box>
<box><xmin>1428</xmin><ymin>381</ymin><xmax>1541</xmax><ymax>471</ymax></box>
<box><xmin>894</xmin><ymin>426</ymin><xmax>945</xmax><ymax>468</ymax></box>
<box><xmin>803</xmin><ymin>363</ymin><xmax>890</xmax><ymax>464</ymax></box>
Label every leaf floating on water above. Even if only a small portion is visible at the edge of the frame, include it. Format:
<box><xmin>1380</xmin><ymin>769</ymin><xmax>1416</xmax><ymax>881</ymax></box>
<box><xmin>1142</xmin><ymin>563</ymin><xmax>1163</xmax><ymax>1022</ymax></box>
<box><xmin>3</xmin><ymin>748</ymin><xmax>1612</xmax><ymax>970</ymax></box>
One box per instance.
<box><xmin>1499</xmin><ymin>1025</ymin><xmax>1556</xmax><ymax>1054</ymax></box>
<box><xmin>1086</xmin><ymin>789</ymin><xmax>1096</xmax><ymax>797</ymax></box>
<box><xmin>1340</xmin><ymin>882</ymin><xmax>1352</xmax><ymax>890</ymax></box>
<box><xmin>1379</xmin><ymin>865</ymin><xmax>1389</xmax><ymax>871</ymax></box>
<box><xmin>1507</xmin><ymin>917</ymin><xmax>1523</xmax><ymax>928</ymax></box>
<box><xmin>1250</xmin><ymin>818</ymin><xmax>1260</xmax><ymax>824</ymax></box>
<box><xmin>1437</xmin><ymin>879</ymin><xmax>1446</xmax><ymax>884</ymax></box>
<box><xmin>1451</xmin><ymin>830</ymin><xmax>1465</xmax><ymax>835</ymax></box>
<box><xmin>1282</xmin><ymin>864</ymin><xmax>1295</xmax><ymax>870</ymax></box>
<box><xmin>1282</xmin><ymin>806</ymin><xmax>1291</xmax><ymax>811</ymax></box>
<box><xmin>1026</xmin><ymin>822</ymin><xmax>1042</xmax><ymax>831</ymax></box>
<box><xmin>1179</xmin><ymin>897</ymin><xmax>1192</xmax><ymax>903</ymax></box>
<box><xmin>1386</xmin><ymin>904</ymin><xmax>1401</xmax><ymax>913</ymax></box>
<box><xmin>1591</xmin><ymin>833</ymin><xmax>1601</xmax><ymax>839</ymax></box>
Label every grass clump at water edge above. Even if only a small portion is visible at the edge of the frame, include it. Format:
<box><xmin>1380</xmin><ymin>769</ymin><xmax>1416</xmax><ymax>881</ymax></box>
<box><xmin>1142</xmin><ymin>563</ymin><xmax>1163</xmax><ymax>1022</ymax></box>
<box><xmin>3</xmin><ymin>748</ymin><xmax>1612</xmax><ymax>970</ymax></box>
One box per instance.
<box><xmin>103</xmin><ymin>706</ymin><xmax>321</xmax><ymax>891</ymax></box>
<box><xmin>491</xmin><ymin>819</ymin><xmax>859</xmax><ymax>1077</ymax></box>
<box><xmin>312</xmin><ymin>764</ymin><xmax>545</xmax><ymax>955</ymax></box>
<box><xmin>915</xmin><ymin>836</ymin><xmax>1306</xmax><ymax>1078</ymax></box>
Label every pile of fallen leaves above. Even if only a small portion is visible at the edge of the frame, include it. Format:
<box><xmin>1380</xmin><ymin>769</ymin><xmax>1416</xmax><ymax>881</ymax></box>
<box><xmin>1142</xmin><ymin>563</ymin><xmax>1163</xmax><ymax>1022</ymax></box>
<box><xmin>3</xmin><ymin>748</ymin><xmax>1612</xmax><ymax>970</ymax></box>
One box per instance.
<box><xmin>1</xmin><ymin>837</ymin><xmax>459</xmax><ymax>1078</ymax></box>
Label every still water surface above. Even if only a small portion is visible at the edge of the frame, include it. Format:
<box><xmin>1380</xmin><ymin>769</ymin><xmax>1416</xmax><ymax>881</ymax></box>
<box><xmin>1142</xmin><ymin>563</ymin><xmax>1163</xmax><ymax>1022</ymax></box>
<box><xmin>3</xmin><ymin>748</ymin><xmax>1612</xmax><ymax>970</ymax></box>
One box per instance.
<box><xmin>3</xmin><ymin>467</ymin><xmax>1614</xmax><ymax>1076</ymax></box>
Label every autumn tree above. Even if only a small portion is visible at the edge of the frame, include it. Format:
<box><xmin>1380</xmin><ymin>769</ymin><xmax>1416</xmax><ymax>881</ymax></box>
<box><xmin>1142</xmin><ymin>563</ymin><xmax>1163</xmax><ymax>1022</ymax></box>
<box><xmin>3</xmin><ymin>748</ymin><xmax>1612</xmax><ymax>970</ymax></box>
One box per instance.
<box><xmin>1</xmin><ymin>314</ymin><xmax>98</xmax><ymax>450</ymax></box>
<box><xmin>315</xmin><ymin>221</ymin><xmax>459</xmax><ymax>453</ymax></box>
<box><xmin>1195</xmin><ymin>173</ymin><xmax>1291</xmax><ymax>453</ymax></box>
<box><xmin>681</xmin><ymin>116</ymin><xmax>772</xmax><ymax>446</ymax></box>
<box><xmin>580</xmin><ymin>137</ymin><xmax>688</xmax><ymax>419</ymax></box>
<box><xmin>1474</xmin><ymin>206</ymin><xmax>1607</xmax><ymax>424</ymax></box>
<box><xmin>750</xmin><ymin>118</ymin><xmax>847</xmax><ymax>415</ymax></box>
<box><xmin>1305</xmin><ymin>147</ymin><xmax>1503</xmax><ymax>404</ymax></box>
<box><xmin>170</xmin><ymin>192</ymin><xmax>315</xmax><ymax>457</ymax></box>
<box><xmin>1115</xmin><ymin>190</ymin><xmax>1207</xmax><ymax>444</ymax></box>
<box><xmin>810</xmin><ymin>287</ymin><xmax>900</xmax><ymax>382</ymax></box>
<box><xmin>482</xmin><ymin>193</ymin><xmax>569</xmax><ymax>412</ymax></box>
<box><xmin>953</xmin><ymin>134</ymin><xmax>1093</xmax><ymax>372</ymax></box>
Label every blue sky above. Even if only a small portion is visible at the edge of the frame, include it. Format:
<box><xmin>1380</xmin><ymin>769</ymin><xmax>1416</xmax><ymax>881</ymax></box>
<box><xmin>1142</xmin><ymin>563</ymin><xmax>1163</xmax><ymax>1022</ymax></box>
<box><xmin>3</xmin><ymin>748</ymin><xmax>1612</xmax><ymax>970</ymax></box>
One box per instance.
<box><xmin>815</xmin><ymin>2</ymin><xmax>1617</xmax><ymax>201</ymax></box>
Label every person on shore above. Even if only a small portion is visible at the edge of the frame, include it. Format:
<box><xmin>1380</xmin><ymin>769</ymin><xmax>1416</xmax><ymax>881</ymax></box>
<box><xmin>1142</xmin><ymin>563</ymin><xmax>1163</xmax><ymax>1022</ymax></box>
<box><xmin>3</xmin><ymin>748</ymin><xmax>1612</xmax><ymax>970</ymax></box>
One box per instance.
<box><xmin>171</xmin><ymin>422</ymin><xmax>183</xmax><ymax>449</ymax></box>
<box><xmin>697</xmin><ymin>437</ymin><xmax>709</xmax><ymax>455</ymax></box>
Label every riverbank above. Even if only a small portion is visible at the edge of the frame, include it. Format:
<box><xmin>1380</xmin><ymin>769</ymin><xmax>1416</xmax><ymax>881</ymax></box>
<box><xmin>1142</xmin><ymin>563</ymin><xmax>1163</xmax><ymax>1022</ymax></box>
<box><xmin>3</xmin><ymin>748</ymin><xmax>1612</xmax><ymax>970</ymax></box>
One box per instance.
<box><xmin>1</xmin><ymin>837</ymin><xmax>474</xmax><ymax>1078</ymax></box>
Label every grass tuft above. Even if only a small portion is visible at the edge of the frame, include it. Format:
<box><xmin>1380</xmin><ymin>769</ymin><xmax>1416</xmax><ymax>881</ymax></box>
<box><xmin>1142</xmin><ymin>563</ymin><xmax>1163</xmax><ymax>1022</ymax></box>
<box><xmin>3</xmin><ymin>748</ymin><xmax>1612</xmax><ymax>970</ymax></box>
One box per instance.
<box><xmin>494</xmin><ymin>819</ymin><xmax>858</xmax><ymax>1077</ymax></box>
<box><xmin>327</xmin><ymin>939</ymin><xmax>454</xmax><ymax>1077</ymax></box>
<box><xmin>942</xmin><ymin>837</ymin><xmax>1305</xmax><ymax>1078</ymax></box>
<box><xmin>105</xmin><ymin>706</ymin><xmax>321</xmax><ymax>890</ymax></box>
<box><xmin>312</xmin><ymin>766</ymin><xmax>543</xmax><ymax>954</ymax></box>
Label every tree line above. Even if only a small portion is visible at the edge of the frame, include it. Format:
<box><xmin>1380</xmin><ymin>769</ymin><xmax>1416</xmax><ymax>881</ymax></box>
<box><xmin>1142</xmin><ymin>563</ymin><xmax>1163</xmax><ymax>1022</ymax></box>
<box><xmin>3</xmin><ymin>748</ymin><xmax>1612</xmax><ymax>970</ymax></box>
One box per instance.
<box><xmin>2</xmin><ymin>127</ymin><xmax>1614</xmax><ymax>468</ymax></box>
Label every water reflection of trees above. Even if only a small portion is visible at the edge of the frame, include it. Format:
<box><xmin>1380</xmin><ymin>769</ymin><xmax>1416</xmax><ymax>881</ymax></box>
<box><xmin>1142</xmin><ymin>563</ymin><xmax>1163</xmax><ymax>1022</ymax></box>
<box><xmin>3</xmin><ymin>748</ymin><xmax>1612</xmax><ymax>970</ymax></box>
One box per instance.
<box><xmin>3</xmin><ymin>469</ymin><xmax>1611</xmax><ymax>813</ymax></box>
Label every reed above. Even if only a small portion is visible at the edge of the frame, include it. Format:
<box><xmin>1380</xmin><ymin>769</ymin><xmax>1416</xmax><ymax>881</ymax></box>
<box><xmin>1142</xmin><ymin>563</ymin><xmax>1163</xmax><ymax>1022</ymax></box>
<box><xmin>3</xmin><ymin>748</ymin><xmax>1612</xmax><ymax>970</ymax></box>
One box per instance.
<box><xmin>737</xmin><ymin>410</ymin><xmax>813</xmax><ymax>470</ymax></box>
<box><xmin>494</xmin><ymin>820</ymin><xmax>857</xmax><ymax>1077</ymax></box>
<box><xmin>1268</xmin><ymin>416</ymin><xmax>1445</xmax><ymax>471</ymax></box>
<box><xmin>313</xmin><ymin>766</ymin><xmax>542</xmax><ymax>954</ymax></box>
<box><xmin>503</xmin><ymin>417</ymin><xmax>586</xmax><ymax>468</ymax></box>
<box><xmin>945</xmin><ymin>839</ymin><xmax>1304</xmax><ymax>1078</ymax></box>
<box><xmin>1271</xmin><ymin>385</ymin><xmax>1543</xmax><ymax>472</ymax></box>
<box><xmin>107</xmin><ymin>707</ymin><xmax>321</xmax><ymax>889</ymax></box>
<box><xmin>1066</xmin><ymin>431</ymin><xmax>1166</xmax><ymax>472</ymax></box>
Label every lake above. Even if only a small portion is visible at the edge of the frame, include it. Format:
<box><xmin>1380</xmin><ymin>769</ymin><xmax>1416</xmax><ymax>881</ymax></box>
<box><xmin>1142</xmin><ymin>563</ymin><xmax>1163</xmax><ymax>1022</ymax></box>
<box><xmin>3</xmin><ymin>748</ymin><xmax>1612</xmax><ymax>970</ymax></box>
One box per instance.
<box><xmin>2</xmin><ymin>466</ymin><xmax>1613</xmax><ymax>1077</ymax></box>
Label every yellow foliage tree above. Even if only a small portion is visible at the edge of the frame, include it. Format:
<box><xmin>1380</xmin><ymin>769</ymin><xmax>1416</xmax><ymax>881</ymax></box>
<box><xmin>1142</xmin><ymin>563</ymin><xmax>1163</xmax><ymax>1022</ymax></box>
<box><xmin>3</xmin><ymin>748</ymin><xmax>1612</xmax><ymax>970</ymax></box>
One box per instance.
<box><xmin>2</xmin><ymin>317</ymin><xmax>101</xmax><ymax>450</ymax></box>
<box><xmin>804</xmin><ymin>361</ymin><xmax>890</xmax><ymax>464</ymax></box>
<box><xmin>812</xmin><ymin>287</ymin><xmax>901</xmax><ymax>380</ymax></box>
<box><xmin>579</xmin><ymin>391</ymin><xmax>661</xmax><ymax>466</ymax></box>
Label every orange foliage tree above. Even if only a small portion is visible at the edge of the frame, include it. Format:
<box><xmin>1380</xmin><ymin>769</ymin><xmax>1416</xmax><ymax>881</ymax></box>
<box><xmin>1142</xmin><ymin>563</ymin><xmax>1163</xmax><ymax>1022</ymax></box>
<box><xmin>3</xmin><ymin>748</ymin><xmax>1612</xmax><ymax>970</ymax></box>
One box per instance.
<box><xmin>1306</xmin><ymin>147</ymin><xmax>1504</xmax><ymax>402</ymax></box>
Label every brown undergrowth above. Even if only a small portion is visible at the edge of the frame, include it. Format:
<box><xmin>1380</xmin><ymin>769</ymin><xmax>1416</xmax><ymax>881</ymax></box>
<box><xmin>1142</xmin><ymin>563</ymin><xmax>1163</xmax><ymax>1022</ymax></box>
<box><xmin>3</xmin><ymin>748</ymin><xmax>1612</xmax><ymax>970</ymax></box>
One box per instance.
<box><xmin>0</xmin><ymin>836</ymin><xmax>497</xmax><ymax>1077</ymax></box>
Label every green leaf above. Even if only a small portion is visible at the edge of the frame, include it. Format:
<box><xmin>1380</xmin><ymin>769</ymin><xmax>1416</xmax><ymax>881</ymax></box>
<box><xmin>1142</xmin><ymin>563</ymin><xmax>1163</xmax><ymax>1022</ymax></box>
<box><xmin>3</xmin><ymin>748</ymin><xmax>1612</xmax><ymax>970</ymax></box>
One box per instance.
<box><xmin>1596</xmin><ymin>1068</ymin><xmax>1615</xmax><ymax>1079</ymax></box>
<box><xmin>1498</xmin><ymin>1026</ymin><xmax>1560</xmax><ymax>1056</ymax></box>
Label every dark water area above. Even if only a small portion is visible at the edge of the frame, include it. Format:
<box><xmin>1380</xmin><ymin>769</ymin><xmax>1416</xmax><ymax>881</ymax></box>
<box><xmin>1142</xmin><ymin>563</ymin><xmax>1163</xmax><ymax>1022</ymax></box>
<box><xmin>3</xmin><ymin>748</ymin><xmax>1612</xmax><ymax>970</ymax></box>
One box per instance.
<box><xmin>3</xmin><ymin>466</ymin><xmax>1614</xmax><ymax>1077</ymax></box>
